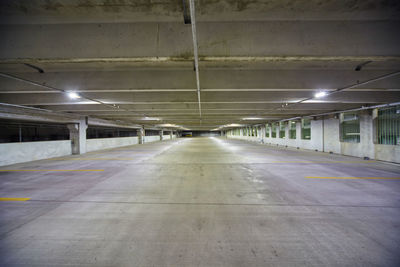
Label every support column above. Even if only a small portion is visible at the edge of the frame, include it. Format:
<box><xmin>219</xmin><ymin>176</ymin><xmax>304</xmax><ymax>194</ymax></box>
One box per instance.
<box><xmin>137</xmin><ymin>127</ymin><xmax>145</xmax><ymax>144</ymax></box>
<box><xmin>67</xmin><ymin>118</ymin><xmax>88</xmax><ymax>155</ymax></box>
<box><xmin>159</xmin><ymin>130</ymin><xmax>163</xmax><ymax>141</ymax></box>
<box><xmin>359</xmin><ymin>110</ymin><xmax>375</xmax><ymax>159</ymax></box>
<box><xmin>170</xmin><ymin>131</ymin><xmax>173</xmax><ymax>139</ymax></box>
<box><xmin>260</xmin><ymin>126</ymin><xmax>265</xmax><ymax>143</ymax></box>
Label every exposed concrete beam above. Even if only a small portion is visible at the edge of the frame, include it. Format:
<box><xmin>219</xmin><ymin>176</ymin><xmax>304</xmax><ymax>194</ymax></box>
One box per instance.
<box><xmin>280</xmin><ymin>70</ymin><xmax>400</xmax><ymax>110</ymax></box>
<box><xmin>189</xmin><ymin>0</ymin><xmax>202</xmax><ymax>118</ymax></box>
<box><xmin>0</xmin><ymin>102</ymin><xmax>143</xmax><ymax>129</ymax></box>
<box><xmin>1</xmin><ymin>88</ymin><xmax>399</xmax><ymax>94</ymax></box>
<box><xmin>1</xmin><ymin>56</ymin><xmax>399</xmax><ymax>64</ymax></box>
<box><xmin>0</xmin><ymin>102</ymin><xmax>79</xmax><ymax>123</ymax></box>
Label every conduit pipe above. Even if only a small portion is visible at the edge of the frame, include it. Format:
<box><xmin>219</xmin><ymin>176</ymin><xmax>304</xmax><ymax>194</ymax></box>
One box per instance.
<box><xmin>282</xmin><ymin>70</ymin><xmax>400</xmax><ymax>109</ymax></box>
<box><xmin>189</xmin><ymin>0</ymin><xmax>202</xmax><ymax>118</ymax></box>
<box><xmin>0</xmin><ymin>72</ymin><xmax>146</xmax><ymax>117</ymax></box>
<box><xmin>279</xmin><ymin>102</ymin><xmax>400</xmax><ymax>122</ymax></box>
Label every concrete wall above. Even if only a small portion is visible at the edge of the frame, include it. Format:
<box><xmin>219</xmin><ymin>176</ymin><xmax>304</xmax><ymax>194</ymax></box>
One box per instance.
<box><xmin>227</xmin><ymin>113</ymin><xmax>400</xmax><ymax>163</ymax></box>
<box><xmin>0</xmin><ymin>130</ymin><xmax>178</xmax><ymax>166</ymax></box>
<box><xmin>0</xmin><ymin>140</ymin><xmax>71</xmax><ymax>166</ymax></box>
<box><xmin>86</xmin><ymin>136</ymin><xmax>139</xmax><ymax>152</ymax></box>
<box><xmin>145</xmin><ymin>135</ymin><xmax>161</xmax><ymax>143</ymax></box>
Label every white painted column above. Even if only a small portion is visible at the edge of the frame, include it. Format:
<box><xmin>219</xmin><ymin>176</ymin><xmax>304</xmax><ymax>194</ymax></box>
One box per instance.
<box><xmin>310</xmin><ymin>119</ymin><xmax>323</xmax><ymax>151</ymax></box>
<box><xmin>67</xmin><ymin>118</ymin><xmax>88</xmax><ymax>155</ymax></box>
<box><xmin>260</xmin><ymin>126</ymin><xmax>265</xmax><ymax>143</ymax></box>
<box><xmin>296</xmin><ymin>121</ymin><xmax>302</xmax><ymax>148</ymax></box>
<box><xmin>137</xmin><ymin>127</ymin><xmax>145</xmax><ymax>144</ymax></box>
<box><xmin>359</xmin><ymin>110</ymin><xmax>375</xmax><ymax>159</ymax></box>
<box><xmin>285</xmin><ymin>123</ymin><xmax>289</xmax><ymax>145</ymax></box>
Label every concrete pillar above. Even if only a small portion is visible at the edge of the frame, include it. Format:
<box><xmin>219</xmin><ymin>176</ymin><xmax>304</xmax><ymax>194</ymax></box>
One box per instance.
<box><xmin>67</xmin><ymin>119</ymin><xmax>88</xmax><ymax>155</ymax></box>
<box><xmin>285</xmin><ymin>123</ymin><xmax>290</xmax><ymax>141</ymax></box>
<box><xmin>310</xmin><ymin>119</ymin><xmax>323</xmax><ymax>151</ymax></box>
<box><xmin>296</xmin><ymin>121</ymin><xmax>302</xmax><ymax>148</ymax></box>
<box><xmin>170</xmin><ymin>131</ymin><xmax>173</xmax><ymax>139</ymax></box>
<box><xmin>359</xmin><ymin>110</ymin><xmax>375</xmax><ymax>159</ymax></box>
<box><xmin>260</xmin><ymin>126</ymin><xmax>265</xmax><ymax>143</ymax></box>
<box><xmin>137</xmin><ymin>127</ymin><xmax>145</xmax><ymax>144</ymax></box>
<box><xmin>159</xmin><ymin>130</ymin><xmax>163</xmax><ymax>141</ymax></box>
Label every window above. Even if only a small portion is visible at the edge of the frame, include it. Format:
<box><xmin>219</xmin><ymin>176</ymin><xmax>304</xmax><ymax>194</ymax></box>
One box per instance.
<box><xmin>265</xmin><ymin>123</ymin><xmax>270</xmax><ymax>137</ymax></box>
<box><xmin>279</xmin><ymin>122</ymin><xmax>286</xmax><ymax>138</ymax></box>
<box><xmin>0</xmin><ymin>121</ymin><xmax>69</xmax><ymax>143</ymax></box>
<box><xmin>340</xmin><ymin>112</ymin><xmax>360</xmax><ymax>143</ymax></box>
<box><xmin>289</xmin><ymin>121</ymin><xmax>296</xmax><ymax>139</ymax></box>
<box><xmin>377</xmin><ymin>106</ymin><xmax>400</xmax><ymax>145</ymax></box>
<box><xmin>301</xmin><ymin>118</ymin><xmax>311</xmax><ymax>140</ymax></box>
<box><xmin>271</xmin><ymin>123</ymin><xmax>277</xmax><ymax>138</ymax></box>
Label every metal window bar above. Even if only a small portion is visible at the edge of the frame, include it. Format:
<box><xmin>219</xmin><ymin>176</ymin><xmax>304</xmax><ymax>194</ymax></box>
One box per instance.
<box><xmin>301</xmin><ymin>119</ymin><xmax>311</xmax><ymax>140</ymax></box>
<box><xmin>340</xmin><ymin>112</ymin><xmax>360</xmax><ymax>143</ymax></box>
<box><xmin>378</xmin><ymin>105</ymin><xmax>400</xmax><ymax>145</ymax></box>
<box><xmin>271</xmin><ymin>123</ymin><xmax>277</xmax><ymax>138</ymax></box>
<box><xmin>289</xmin><ymin>121</ymin><xmax>296</xmax><ymax>139</ymax></box>
<box><xmin>279</xmin><ymin>122</ymin><xmax>286</xmax><ymax>138</ymax></box>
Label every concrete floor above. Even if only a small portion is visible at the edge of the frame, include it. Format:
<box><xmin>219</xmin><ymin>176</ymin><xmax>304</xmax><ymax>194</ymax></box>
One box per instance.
<box><xmin>0</xmin><ymin>137</ymin><xmax>400</xmax><ymax>266</ymax></box>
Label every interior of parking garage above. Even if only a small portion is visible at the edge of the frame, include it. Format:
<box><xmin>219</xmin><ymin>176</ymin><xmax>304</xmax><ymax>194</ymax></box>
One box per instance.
<box><xmin>0</xmin><ymin>1</ymin><xmax>399</xmax><ymax>266</ymax></box>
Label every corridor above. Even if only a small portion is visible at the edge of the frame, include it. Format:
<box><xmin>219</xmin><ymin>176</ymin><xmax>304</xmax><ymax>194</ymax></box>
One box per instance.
<box><xmin>0</xmin><ymin>137</ymin><xmax>400</xmax><ymax>266</ymax></box>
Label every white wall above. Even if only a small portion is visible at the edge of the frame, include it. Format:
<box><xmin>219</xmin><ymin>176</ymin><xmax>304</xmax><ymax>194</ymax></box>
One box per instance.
<box><xmin>163</xmin><ymin>135</ymin><xmax>171</xmax><ymax>140</ymax></box>
<box><xmin>86</xmin><ymin>137</ymin><xmax>139</xmax><ymax>152</ymax></box>
<box><xmin>145</xmin><ymin>135</ymin><xmax>161</xmax><ymax>143</ymax></box>
<box><xmin>0</xmin><ymin>140</ymin><xmax>71</xmax><ymax>166</ymax></box>
<box><xmin>0</xmin><ymin>131</ymin><xmax>178</xmax><ymax>166</ymax></box>
<box><xmin>226</xmin><ymin>112</ymin><xmax>400</xmax><ymax>163</ymax></box>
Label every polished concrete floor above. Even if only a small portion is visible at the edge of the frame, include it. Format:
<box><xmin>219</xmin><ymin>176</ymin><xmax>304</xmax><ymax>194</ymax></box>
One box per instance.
<box><xmin>0</xmin><ymin>137</ymin><xmax>399</xmax><ymax>266</ymax></box>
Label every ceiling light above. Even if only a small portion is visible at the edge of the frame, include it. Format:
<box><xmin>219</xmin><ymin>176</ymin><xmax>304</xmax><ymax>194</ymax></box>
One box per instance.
<box><xmin>141</xmin><ymin>117</ymin><xmax>160</xmax><ymax>121</ymax></box>
<box><xmin>67</xmin><ymin>91</ymin><xmax>81</xmax><ymax>99</ymax></box>
<box><xmin>242</xmin><ymin>117</ymin><xmax>264</xmax><ymax>120</ymax></box>
<box><xmin>314</xmin><ymin>91</ymin><xmax>327</xmax><ymax>98</ymax></box>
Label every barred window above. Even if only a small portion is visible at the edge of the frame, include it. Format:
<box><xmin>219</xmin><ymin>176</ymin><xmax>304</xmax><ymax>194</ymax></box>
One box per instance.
<box><xmin>377</xmin><ymin>106</ymin><xmax>400</xmax><ymax>145</ymax></box>
<box><xmin>301</xmin><ymin>118</ymin><xmax>311</xmax><ymax>140</ymax></box>
<box><xmin>271</xmin><ymin>123</ymin><xmax>277</xmax><ymax>138</ymax></box>
<box><xmin>289</xmin><ymin>121</ymin><xmax>296</xmax><ymax>139</ymax></box>
<box><xmin>340</xmin><ymin>112</ymin><xmax>360</xmax><ymax>143</ymax></box>
<box><xmin>265</xmin><ymin>123</ymin><xmax>270</xmax><ymax>137</ymax></box>
<box><xmin>279</xmin><ymin>122</ymin><xmax>286</xmax><ymax>138</ymax></box>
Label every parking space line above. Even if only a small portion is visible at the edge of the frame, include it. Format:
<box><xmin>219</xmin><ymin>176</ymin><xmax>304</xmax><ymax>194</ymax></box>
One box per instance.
<box><xmin>306</xmin><ymin>176</ymin><xmax>400</xmax><ymax>180</ymax></box>
<box><xmin>0</xmin><ymin>198</ymin><xmax>30</xmax><ymax>201</ymax></box>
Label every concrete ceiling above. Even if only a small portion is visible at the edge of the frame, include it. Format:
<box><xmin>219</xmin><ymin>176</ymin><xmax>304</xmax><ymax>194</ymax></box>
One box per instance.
<box><xmin>0</xmin><ymin>0</ymin><xmax>399</xmax><ymax>130</ymax></box>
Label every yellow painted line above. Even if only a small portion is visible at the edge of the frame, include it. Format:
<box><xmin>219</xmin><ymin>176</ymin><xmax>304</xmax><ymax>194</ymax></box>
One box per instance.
<box><xmin>306</xmin><ymin>176</ymin><xmax>400</xmax><ymax>180</ymax></box>
<box><xmin>0</xmin><ymin>198</ymin><xmax>30</xmax><ymax>201</ymax></box>
<box><xmin>271</xmin><ymin>160</ymin><xmax>375</xmax><ymax>164</ymax></box>
<box><xmin>48</xmin><ymin>158</ymin><xmax>133</xmax><ymax>161</ymax></box>
<box><xmin>0</xmin><ymin>169</ymin><xmax>104</xmax><ymax>172</ymax></box>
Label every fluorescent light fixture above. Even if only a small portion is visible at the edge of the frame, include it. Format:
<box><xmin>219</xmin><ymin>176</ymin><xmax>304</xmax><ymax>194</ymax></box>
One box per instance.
<box><xmin>242</xmin><ymin>117</ymin><xmax>264</xmax><ymax>120</ymax></box>
<box><xmin>67</xmin><ymin>91</ymin><xmax>81</xmax><ymax>99</ymax></box>
<box><xmin>314</xmin><ymin>91</ymin><xmax>327</xmax><ymax>98</ymax></box>
<box><xmin>141</xmin><ymin>117</ymin><xmax>160</xmax><ymax>121</ymax></box>
<box><xmin>157</xmin><ymin>123</ymin><xmax>177</xmax><ymax>127</ymax></box>
<box><xmin>226</xmin><ymin>123</ymin><xmax>243</xmax><ymax>127</ymax></box>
